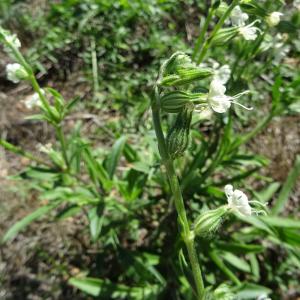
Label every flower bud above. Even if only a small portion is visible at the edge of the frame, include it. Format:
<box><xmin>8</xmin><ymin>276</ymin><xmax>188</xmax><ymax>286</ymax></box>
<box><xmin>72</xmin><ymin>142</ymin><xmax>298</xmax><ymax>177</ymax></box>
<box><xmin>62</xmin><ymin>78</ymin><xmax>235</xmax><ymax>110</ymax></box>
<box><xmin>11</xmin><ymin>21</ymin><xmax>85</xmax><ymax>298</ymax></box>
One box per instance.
<box><xmin>159</xmin><ymin>52</ymin><xmax>213</xmax><ymax>87</ymax></box>
<box><xmin>166</xmin><ymin>103</ymin><xmax>194</xmax><ymax>159</ymax></box>
<box><xmin>6</xmin><ymin>63</ymin><xmax>28</xmax><ymax>83</ymax></box>
<box><xmin>160</xmin><ymin>91</ymin><xmax>206</xmax><ymax>113</ymax></box>
<box><xmin>193</xmin><ymin>206</ymin><xmax>229</xmax><ymax>237</ymax></box>
<box><xmin>266</xmin><ymin>12</ymin><xmax>283</xmax><ymax>27</ymax></box>
<box><xmin>215</xmin><ymin>2</ymin><xmax>229</xmax><ymax>18</ymax></box>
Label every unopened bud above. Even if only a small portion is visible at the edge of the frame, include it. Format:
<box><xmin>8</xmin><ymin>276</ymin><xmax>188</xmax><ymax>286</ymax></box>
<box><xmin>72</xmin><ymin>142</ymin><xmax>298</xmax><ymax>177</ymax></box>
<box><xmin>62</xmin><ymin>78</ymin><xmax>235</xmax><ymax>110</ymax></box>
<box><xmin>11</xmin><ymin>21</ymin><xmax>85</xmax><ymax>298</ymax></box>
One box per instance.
<box><xmin>166</xmin><ymin>103</ymin><xmax>194</xmax><ymax>159</ymax></box>
<box><xmin>266</xmin><ymin>12</ymin><xmax>283</xmax><ymax>27</ymax></box>
<box><xmin>193</xmin><ymin>206</ymin><xmax>229</xmax><ymax>237</ymax></box>
<box><xmin>159</xmin><ymin>52</ymin><xmax>213</xmax><ymax>87</ymax></box>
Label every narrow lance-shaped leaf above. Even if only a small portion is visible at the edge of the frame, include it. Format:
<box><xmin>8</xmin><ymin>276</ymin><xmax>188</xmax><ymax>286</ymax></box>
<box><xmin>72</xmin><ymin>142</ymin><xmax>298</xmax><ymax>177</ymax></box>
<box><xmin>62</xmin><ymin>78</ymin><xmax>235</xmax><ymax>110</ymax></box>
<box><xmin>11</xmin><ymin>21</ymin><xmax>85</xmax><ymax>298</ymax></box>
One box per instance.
<box><xmin>2</xmin><ymin>203</ymin><xmax>59</xmax><ymax>244</ymax></box>
<box><xmin>272</xmin><ymin>155</ymin><xmax>300</xmax><ymax>214</ymax></box>
<box><xmin>104</xmin><ymin>136</ymin><xmax>127</xmax><ymax>179</ymax></box>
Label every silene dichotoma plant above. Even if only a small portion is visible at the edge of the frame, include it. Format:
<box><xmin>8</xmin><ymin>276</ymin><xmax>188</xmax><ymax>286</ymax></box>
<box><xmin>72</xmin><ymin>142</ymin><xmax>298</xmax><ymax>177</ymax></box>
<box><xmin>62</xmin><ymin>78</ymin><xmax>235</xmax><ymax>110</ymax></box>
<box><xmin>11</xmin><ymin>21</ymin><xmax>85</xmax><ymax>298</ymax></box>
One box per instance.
<box><xmin>150</xmin><ymin>10</ymin><xmax>270</xmax><ymax>293</ymax></box>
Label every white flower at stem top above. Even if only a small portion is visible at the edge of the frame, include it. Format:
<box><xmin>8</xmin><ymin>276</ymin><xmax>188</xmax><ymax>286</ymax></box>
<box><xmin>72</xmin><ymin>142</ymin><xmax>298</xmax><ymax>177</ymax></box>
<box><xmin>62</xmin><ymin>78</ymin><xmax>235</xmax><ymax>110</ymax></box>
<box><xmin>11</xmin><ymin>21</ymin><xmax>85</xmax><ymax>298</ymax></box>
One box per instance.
<box><xmin>6</xmin><ymin>63</ymin><xmax>27</xmax><ymax>83</ymax></box>
<box><xmin>239</xmin><ymin>20</ymin><xmax>262</xmax><ymax>41</ymax></box>
<box><xmin>230</xmin><ymin>6</ymin><xmax>249</xmax><ymax>26</ymax></box>
<box><xmin>266</xmin><ymin>12</ymin><xmax>283</xmax><ymax>27</ymax></box>
<box><xmin>206</xmin><ymin>79</ymin><xmax>252</xmax><ymax>113</ymax></box>
<box><xmin>225</xmin><ymin>184</ymin><xmax>252</xmax><ymax>216</ymax></box>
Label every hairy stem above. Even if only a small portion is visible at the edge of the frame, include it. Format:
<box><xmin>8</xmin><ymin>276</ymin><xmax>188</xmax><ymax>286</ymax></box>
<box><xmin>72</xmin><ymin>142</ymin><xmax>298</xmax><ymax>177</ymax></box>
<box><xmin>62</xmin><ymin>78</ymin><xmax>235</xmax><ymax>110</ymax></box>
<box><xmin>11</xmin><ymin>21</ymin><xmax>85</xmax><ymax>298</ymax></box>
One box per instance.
<box><xmin>151</xmin><ymin>94</ymin><xmax>204</xmax><ymax>299</ymax></box>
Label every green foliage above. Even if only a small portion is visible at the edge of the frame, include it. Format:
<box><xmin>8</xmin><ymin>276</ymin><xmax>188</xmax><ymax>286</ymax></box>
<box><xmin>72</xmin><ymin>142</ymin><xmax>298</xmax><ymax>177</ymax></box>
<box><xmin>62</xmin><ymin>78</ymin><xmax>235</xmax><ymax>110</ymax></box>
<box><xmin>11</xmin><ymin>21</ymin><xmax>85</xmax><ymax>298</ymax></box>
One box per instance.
<box><xmin>1</xmin><ymin>0</ymin><xmax>300</xmax><ymax>299</ymax></box>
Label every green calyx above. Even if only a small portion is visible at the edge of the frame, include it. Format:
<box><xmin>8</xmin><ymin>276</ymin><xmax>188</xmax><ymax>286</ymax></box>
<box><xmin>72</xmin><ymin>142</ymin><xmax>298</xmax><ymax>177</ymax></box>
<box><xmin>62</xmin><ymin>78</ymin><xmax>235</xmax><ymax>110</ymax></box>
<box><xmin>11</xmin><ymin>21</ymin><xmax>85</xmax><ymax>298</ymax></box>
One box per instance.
<box><xmin>193</xmin><ymin>206</ymin><xmax>229</xmax><ymax>237</ymax></box>
<box><xmin>158</xmin><ymin>52</ymin><xmax>213</xmax><ymax>87</ymax></box>
<box><xmin>160</xmin><ymin>91</ymin><xmax>207</xmax><ymax>113</ymax></box>
<box><xmin>166</xmin><ymin>102</ymin><xmax>194</xmax><ymax>159</ymax></box>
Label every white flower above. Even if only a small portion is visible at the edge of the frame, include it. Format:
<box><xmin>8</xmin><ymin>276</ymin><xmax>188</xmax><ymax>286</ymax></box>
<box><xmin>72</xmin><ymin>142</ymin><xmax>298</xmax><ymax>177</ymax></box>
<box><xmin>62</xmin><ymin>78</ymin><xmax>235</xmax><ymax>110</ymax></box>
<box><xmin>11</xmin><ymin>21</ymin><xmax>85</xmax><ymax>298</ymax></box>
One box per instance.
<box><xmin>294</xmin><ymin>0</ymin><xmax>300</xmax><ymax>11</ymax></box>
<box><xmin>6</xmin><ymin>63</ymin><xmax>27</xmax><ymax>83</ymax></box>
<box><xmin>239</xmin><ymin>20</ymin><xmax>262</xmax><ymax>41</ymax></box>
<box><xmin>214</xmin><ymin>64</ymin><xmax>231</xmax><ymax>84</ymax></box>
<box><xmin>207</xmin><ymin>79</ymin><xmax>252</xmax><ymax>113</ymax></box>
<box><xmin>266</xmin><ymin>12</ymin><xmax>283</xmax><ymax>27</ymax></box>
<box><xmin>231</xmin><ymin>6</ymin><xmax>249</xmax><ymax>26</ymax></box>
<box><xmin>225</xmin><ymin>185</ymin><xmax>252</xmax><ymax>216</ymax></box>
<box><xmin>5</xmin><ymin>33</ymin><xmax>21</xmax><ymax>49</ymax></box>
<box><xmin>37</xmin><ymin>143</ymin><xmax>53</xmax><ymax>154</ymax></box>
<box><xmin>24</xmin><ymin>92</ymin><xmax>43</xmax><ymax>109</ymax></box>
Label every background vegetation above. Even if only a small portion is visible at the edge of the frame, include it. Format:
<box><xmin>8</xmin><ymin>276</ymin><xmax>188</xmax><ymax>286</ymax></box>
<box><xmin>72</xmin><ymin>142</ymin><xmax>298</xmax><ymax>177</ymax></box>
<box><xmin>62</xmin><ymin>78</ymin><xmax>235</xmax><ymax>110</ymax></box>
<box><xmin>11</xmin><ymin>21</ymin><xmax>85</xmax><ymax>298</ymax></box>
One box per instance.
<box><xmin>0</xmin><ymin>0</ymin><xmax>299</xmax><ymax>299</ymax></box>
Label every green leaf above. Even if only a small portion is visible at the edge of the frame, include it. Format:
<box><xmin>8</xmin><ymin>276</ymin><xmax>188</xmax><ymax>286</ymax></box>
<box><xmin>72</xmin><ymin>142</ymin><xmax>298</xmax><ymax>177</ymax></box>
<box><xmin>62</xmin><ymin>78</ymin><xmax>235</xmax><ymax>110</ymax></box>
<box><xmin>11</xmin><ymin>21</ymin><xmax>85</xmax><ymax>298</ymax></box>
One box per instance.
<box><xmin>69</xmin><ymin>276</ymin><xmax>161</xmax><ymax>298</ymax></box>
<box><xmin>82</xmin><ymin>149</ymin><xmax>112</xmax><ymax>191</ymax></box>
<box><xmin>260</xmin><ymin>216</ymin><xmax>300</xmax><ymax>229</ymax></box>
<box><xmin>55</xmin><ymin>205</ymin><xmax>81</xmax><ymax>220</ymax></box>
<box><xmin>69</xmin><ymin>277</ymin><xmax>102</xmax><ymax>297</ymax></box>
<box><xmin>88</xmin><ymin>206</ymin><xmax>104</xmax><ymax>242</ymax></box>
<box><xmin>66</xmin><ymin>96</ymin><xmax>81</xmax><ymax>113</ymax></box>
<box><xmin>253</xmin><ymin>182</ymin><xmax>280</xmax><ymax>203</ymax></box>
<box><xmin>215</xmin><ymin>241</ymin><xmax>264</xmax><ymax>254</ymax></box>
<box><xmin>234</xmin><ymin>283</ymin><xmax>271</xmax><ymax>299</ymax></box>
<box><xmin>46</xmin><ymin>87</ymin><xmax>65</xmax><ymax>110</ymax></box>
<box><xmin>104</xmin><ymin>136</ymin><xmax>127</xmax><ymax>179</ymax></box>
<box><xmin>221</xmin><ymin>252</ymin><xmax>251</xmax><ymax>273</ymax></box>
<box><xmin>272</xmin><ymin>155</ymin><xmax>300</xmax><ymax>214</ymax></box>
<box><xmin>2</xmin><ymin>203</ymin><xmax>59</xmax><ymax>243</ymax></box>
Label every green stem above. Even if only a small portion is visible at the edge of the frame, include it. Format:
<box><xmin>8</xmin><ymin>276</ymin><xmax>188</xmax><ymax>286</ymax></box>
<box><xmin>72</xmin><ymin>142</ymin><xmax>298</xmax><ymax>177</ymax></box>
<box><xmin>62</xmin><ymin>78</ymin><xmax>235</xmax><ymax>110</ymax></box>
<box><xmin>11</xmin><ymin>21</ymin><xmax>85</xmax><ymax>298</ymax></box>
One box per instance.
<box><xmin>7</xmin><ymin>42</ymin><xmax>55</xmax><ymax>119</ymax></box>
<box><xmin>192</xmin><ymin>7</ymin><xmax>214</xmax><ymax>62</ymax></box>
<box><xmin>5</xmin><ymin>40</ymin><xmax>69</xmax><ymax>168</ymax></box>
<box><xmin>151</xmin><ymin>94</ymin><xmax>204</xmax><ymax>299</ymax></box>
<box><xmin>186</xmin><ymin>237</ymin><xmax>205</xmax><ymax>298</ymax></box>
<box><xmin>55</xmin><ymin>125</ymin><xmax>69</xmax><ymax>169</ymax></box>
<box><xmin>196</xmin><ymin>0</ymin><xmax>240</xmax><ymax>65</ymax></box>
<box><xmin>0</xmin><ymin>139</ymin><xmax>52</xmax><ymax>168</ymax></box>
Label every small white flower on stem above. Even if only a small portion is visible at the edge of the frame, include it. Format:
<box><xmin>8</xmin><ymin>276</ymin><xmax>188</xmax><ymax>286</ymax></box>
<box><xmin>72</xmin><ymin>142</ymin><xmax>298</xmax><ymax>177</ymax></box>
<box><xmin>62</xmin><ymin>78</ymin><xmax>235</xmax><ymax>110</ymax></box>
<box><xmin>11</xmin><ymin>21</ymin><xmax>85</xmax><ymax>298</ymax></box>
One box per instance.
<box><xmin>225</xmin><ymin>184</ymin><xmax>252</xmax><ymax>216</ymax></box>
<box><xmin>5</xmin><ymin>33</ymin><xmax>21</xmax><ymax>49</ymax></box>
<box><xmin>231</xmin><ymin>6</ymin><xmax>249</xmax><ymax>26</ymax></box>
<box><xmin>24</xmin><ymin>90</ymin><xmax>45</xmax><ymax>109</ymax></box>
<box><xmin>239</xmin><ymin>20</ymin><xmax>262</xmax><ymax>41</ymax></box>
<box><xmin>206</xmin><ymin>79</ymin><xmax>252</xmax><ymax>113</ymax></box>
<box><xmin>6</xmin><ymin>63</ymin><xmax>27</xmax><ymax>83</ymax></box>
<box><xmin>266</xmin><ymin>12</ymin><xmax>283</xmax><ymax>27</ymax></box>
<box><xmin>37</xmin><ymin>143</ymin><xmax>53</xmax><ymax>154</ymax></box>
